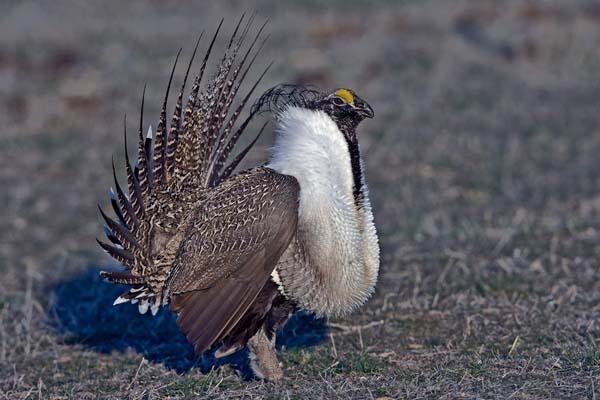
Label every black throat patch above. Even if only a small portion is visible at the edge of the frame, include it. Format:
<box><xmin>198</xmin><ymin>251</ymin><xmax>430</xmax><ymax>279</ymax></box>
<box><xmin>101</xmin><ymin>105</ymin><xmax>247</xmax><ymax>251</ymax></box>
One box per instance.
<box><xmin>337</xmin><ymin>121</ymin><xmax>365</xmax><ymax>209</ymax></box>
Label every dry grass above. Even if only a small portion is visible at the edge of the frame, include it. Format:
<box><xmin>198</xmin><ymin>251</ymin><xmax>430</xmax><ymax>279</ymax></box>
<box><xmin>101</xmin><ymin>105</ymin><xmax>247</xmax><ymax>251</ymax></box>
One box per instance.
<box><xmin>1</xmin><ymin>0</ymin><xmax>599</xmax><ymax>398</ymax></box>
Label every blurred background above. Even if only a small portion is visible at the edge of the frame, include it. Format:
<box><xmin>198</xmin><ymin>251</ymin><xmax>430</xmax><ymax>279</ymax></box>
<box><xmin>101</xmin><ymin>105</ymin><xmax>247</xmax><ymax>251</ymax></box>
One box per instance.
<box><xmin>1</xmin><ymin>1</ymin><xmax>599</xmax><ymax>398</ymax></box>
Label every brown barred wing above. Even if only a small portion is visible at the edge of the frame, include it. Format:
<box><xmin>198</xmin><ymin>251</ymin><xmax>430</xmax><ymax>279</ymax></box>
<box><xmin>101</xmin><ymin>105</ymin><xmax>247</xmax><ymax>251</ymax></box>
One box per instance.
<box><xmin>98</xmin><ymin>18</ymin><xmax>273</xmax><ymax>312</ymax></box>
<box><xmin>168</xmin><ymin>168</ymin><xmax>299</xmax><ymax>355</ymax></box>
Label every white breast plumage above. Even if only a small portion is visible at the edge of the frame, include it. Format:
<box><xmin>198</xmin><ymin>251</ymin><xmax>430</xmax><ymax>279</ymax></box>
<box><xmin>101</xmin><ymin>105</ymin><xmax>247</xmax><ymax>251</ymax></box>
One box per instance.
<box><xmin>268</xmin><ymin>107</ymin><xmax>380</xmax><ymax>317</ymax></box>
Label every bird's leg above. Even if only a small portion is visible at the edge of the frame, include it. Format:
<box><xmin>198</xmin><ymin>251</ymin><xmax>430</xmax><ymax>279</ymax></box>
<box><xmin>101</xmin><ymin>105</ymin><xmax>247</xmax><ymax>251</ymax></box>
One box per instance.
<box><xmin>247</xmin><ymin>326</ymin><xmax>283</xmax><ymax>381</ymax></box>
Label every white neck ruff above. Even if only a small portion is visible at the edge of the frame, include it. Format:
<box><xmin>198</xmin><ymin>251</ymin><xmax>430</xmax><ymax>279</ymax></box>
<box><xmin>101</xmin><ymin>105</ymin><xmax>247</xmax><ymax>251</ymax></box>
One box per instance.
<box><xmin>267</xmin><ymin>107</ymin><xmax>379</xmax><ymax>316</ymax></box>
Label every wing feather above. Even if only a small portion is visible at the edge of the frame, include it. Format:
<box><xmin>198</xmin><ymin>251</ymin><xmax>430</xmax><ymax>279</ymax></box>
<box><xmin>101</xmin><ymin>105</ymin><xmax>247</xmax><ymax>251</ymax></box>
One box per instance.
<box><xmin>167</xmin><ymin>168</ymin><xmax>299</xmax><ymax>355</ymax></box>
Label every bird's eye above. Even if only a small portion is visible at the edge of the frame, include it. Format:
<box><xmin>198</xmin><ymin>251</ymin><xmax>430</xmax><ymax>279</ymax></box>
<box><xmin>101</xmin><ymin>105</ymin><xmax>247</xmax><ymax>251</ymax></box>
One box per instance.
<box><xmin>332</xmin><ymin>97</ymin><xmax>345</xmax><ymax>106</ymax></box>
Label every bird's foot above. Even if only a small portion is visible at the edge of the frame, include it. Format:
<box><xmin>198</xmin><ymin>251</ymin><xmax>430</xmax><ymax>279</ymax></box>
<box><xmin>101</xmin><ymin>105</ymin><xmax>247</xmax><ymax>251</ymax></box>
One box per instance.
<box><xmin>247</xmin><ymin>328</ymin><xmax>283</xmax><ymax>381</ymax></box>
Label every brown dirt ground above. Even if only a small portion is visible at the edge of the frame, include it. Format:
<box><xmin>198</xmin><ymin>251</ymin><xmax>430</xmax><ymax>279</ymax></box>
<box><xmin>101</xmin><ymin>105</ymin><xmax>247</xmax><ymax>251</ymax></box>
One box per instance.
<box><xmin>1</xmin><ymin>1</ymin><xmax>599</xmax><ymax>399</ymax></box>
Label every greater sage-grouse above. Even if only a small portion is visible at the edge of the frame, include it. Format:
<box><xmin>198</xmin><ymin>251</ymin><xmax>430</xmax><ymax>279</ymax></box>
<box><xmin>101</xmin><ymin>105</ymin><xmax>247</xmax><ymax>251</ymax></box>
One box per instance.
<box><xmin>98</xmin><ymin>18</ymin><xmax>379</xmax><ymax>380</ymax></box>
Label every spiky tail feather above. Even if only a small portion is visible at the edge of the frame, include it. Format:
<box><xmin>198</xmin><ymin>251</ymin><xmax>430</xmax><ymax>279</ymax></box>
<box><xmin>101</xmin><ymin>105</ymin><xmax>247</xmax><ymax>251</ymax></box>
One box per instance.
<box><xmin>98</xmin><ymin>17</ymin><xmax>270</xmax><ymax>314</ymax></box>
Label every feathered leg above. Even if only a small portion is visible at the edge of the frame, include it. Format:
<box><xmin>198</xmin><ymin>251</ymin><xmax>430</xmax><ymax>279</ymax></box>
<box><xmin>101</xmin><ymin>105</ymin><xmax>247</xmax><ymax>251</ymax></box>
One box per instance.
<box><xmin>247</xmin><ymin>327</ymin><xmax>283</xmax><ymax>381</ymax></box>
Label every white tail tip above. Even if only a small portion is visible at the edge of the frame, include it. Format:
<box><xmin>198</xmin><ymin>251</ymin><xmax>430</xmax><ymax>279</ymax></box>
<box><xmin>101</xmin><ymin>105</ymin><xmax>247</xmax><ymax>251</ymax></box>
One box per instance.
<box><xmin>138</xmin><ymin>300</ymin><xmax>149</xmax><ymax>314</ymax></box>
<box><xmin>113</xmin><ymin>296</ymin><xmax>129</xmax><ymax>306</ymax></box>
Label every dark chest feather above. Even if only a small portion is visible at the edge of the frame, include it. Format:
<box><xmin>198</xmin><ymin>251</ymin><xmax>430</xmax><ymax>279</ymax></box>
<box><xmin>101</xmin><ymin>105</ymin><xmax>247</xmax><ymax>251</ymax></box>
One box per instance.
<box><xmin>338</xmin><ymin>123</ymin><xmax>365</xmax><ymax>208</ymax></box>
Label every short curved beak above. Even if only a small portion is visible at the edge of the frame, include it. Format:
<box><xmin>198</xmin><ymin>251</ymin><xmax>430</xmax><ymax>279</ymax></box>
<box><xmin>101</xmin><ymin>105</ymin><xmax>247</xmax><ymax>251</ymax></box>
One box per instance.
<box><xmin>357</xmin><ymin>101</ymin><xmax>375</xmax><ymax>119</ymax></box>
<box><xmin>363</xmin><ymin>103</ymin><xmax>375</xmax><ymax>118</ymax></box>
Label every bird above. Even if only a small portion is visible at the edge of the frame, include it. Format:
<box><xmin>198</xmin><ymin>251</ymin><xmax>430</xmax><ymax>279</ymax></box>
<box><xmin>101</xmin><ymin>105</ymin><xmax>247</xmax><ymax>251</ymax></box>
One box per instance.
<box><xmin>97</xmin><ymin>17</ymin><xmax>379</xmax><ymax>380</ymax></box>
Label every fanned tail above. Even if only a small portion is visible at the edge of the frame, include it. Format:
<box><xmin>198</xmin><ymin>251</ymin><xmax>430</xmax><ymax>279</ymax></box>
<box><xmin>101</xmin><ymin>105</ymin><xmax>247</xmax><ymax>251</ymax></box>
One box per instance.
<box><xmin>98</xmin><ymin>17</ymin><xmax>270</xmax><ymax>315</ymax></box>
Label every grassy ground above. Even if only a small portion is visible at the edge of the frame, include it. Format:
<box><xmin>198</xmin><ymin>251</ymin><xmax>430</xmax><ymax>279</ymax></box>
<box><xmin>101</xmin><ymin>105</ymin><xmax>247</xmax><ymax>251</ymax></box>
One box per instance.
<box><xmin>1</xmin><ymin>0</ymin><xmax>600</xmax><ymax>398</ymax></box>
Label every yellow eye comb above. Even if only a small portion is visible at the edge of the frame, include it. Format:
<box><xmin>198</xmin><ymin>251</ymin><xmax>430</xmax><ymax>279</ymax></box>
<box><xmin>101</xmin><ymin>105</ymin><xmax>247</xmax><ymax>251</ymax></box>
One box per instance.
<box><xmin>335</xmin><ymin>88</ymin><xmax>354</xmax><ymax>104</ymax></box>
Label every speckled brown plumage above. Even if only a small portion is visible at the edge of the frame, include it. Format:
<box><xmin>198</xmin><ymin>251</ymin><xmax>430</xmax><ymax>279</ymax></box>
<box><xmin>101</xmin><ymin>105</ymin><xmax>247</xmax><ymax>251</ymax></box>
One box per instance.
<box><xmin>98</xmin><ymin>18</ymin><xmax>298</xmax><ymax>357</ymax></box>
<box><xmin>168</xmin><ymin>167</ymin><xmax>299</xmax><ymax>354</ymax></box>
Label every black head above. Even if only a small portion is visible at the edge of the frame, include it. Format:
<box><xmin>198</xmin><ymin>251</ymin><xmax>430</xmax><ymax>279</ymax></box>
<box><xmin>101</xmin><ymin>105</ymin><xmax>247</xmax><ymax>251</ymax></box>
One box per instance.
<box><xmin>252</xmin><ymin>85</ymin><xmax>374</xmax><ymax>125</ymax></box>
<box><xmin>311</xmin><ymin>88</ymin><xmax>374</xmax><ymax>123</ymax></box>
<box><xmin>252</xmin><ymin>85</ymin><xmax>374</xmax><ymax>144</ymax></box>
